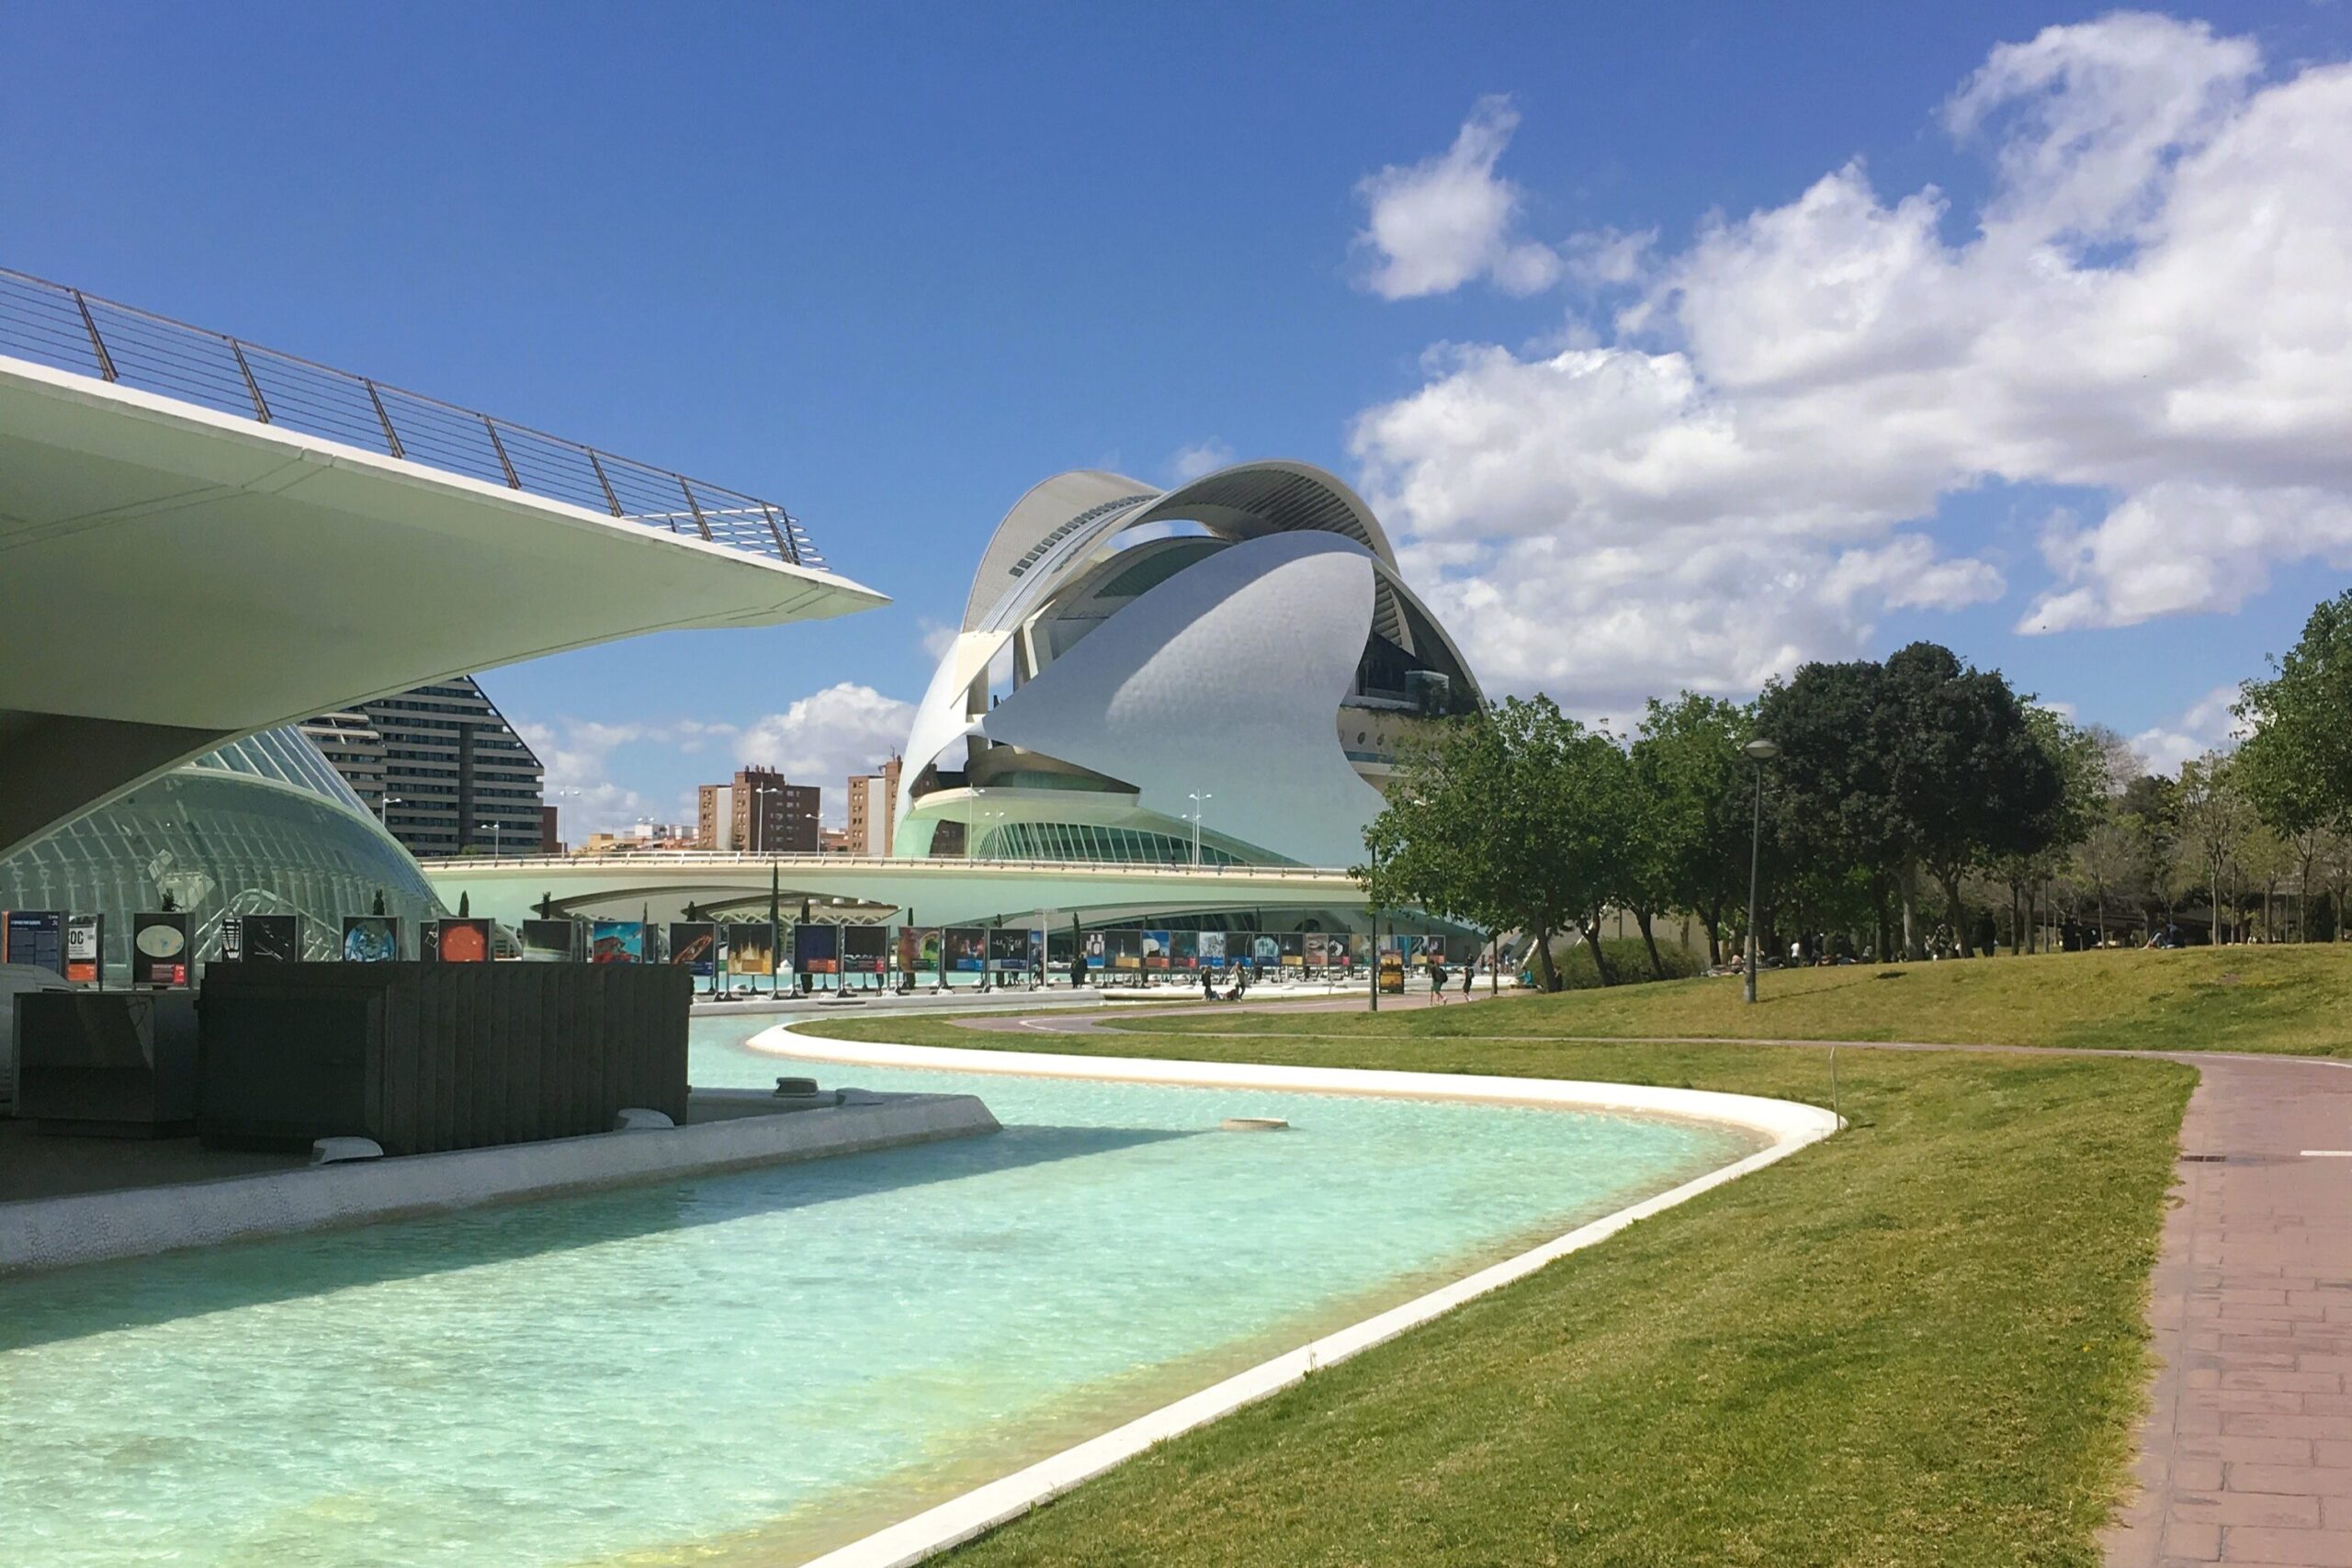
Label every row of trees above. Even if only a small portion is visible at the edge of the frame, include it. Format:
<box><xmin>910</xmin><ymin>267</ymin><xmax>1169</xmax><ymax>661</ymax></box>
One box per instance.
<box><xmin>1361</xmin><ymin>598</ymin><xmax>2352</xmax><ymax>988</ymax></box>
<box><xmin>1359</xmin><ymin>642</ymin><xmax>2082</xmax><ymax>987</ymax></box>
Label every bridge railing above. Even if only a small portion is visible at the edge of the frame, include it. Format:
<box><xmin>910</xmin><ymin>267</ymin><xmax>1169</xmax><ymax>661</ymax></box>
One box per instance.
<box><xmin>421</xmin><ymin>852</ymin><xmax>1359</xmax><ymax>878</ymax></box>
<box><xmin>0</xmin><ymin>266</ymin><xmax>826</xmax><ymax>570</ymax></box>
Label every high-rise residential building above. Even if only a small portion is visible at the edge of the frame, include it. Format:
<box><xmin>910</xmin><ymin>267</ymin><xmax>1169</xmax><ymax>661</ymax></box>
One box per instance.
<box><xmin>310</xmin><ymin>676</ymin><xmax>544</xmax><ymax>857</ymax></box>
<box><xmin>696</xmin><ymin>784</ymin><xmax>734</xmax><ymax>851</ymax></box>
<box><xmin>297</xmin><ymin>710</ymin><xmax>388</xmax><ymax>817</ymax></box>
<box><xmin>697</xmin><ymin>767</ymin><xmax>819</xmax><ymax>853</ymax></box>
<box><xmin>843</xmin><ymin>756</ymin><xmax>902</xmax><ymax>857</ymax></box>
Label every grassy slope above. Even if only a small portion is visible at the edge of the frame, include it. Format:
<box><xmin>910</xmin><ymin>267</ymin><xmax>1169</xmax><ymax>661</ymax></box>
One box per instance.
<box><xmin>1104</xmin><ymin>945</ymin><xmax>2352</xmax><ymax>1056</ymax></box>
<box><xmin>795</xmin><ymin>1018</ymin><xmax>2193</xmax><ymax>1565</ymax></box>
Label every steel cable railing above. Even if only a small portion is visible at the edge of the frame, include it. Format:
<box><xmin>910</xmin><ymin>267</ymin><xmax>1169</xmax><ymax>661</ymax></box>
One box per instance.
<box><xmin>0</xmin><ymin>266</ymin><xmax>824</xmax><ymax>570</ymax></box>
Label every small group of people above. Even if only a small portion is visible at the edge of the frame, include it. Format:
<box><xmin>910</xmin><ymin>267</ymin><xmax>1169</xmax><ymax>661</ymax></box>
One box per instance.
<box><xmin>1426</xmin><ymin>955</ymin><xmax>1476</xmax><ymax>1002</ymax></box>
<box><xmin>1201</xmin><ymin>963</ymin><xmax>1252</xmax><ymax>1002</ymax></box>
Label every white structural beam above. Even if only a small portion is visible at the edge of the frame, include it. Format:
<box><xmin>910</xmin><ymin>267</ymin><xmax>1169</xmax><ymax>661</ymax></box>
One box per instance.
<box><xmin>423</xmin><ymin>853</ymin><xmax>1369</xmax><ymax>931</ymax></box>
<box><xmin>0</xmin><ymin>356</ymin><xmax>886</xmax><ymax>856</ymax></box>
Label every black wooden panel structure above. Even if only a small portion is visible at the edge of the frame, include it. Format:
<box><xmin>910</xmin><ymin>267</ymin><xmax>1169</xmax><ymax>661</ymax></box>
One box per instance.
<box><xmin>197</xmin><ymin>964</ymin><xmax>689</xmax><ymax>1154</ymax></box>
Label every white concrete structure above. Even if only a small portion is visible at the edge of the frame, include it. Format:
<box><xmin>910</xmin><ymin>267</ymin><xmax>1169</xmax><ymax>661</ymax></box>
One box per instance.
<box><xmin>900</xmin><ymin>461</ymin><xmax>1482</xmax><ymax>868</ymax></box>
<box><xmin>754</xmin><ymin>1027</ymin><xmax>1840</xmax><ymax>1568</ymax></box>
<box><xmin>0</xmin><ymin>284</ymin><xmax>884</xmax><ymax>860</ymax></box>
<box><xmin>0</xmin><ymin>1088</ymin><xmax>996</xmax><ymax>1275</ymax></box>
<box><xmin>424</xmin><ymin>851</ymin><xmax>1367</xmax><ymax>932</ymax></box>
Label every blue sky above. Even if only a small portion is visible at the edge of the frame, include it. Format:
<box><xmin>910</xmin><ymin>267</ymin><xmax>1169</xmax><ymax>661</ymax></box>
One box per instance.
<box><xmin>6</xmin><ymin>2</ymin><xmax>2348</xmax><ymax>831</ymax></box>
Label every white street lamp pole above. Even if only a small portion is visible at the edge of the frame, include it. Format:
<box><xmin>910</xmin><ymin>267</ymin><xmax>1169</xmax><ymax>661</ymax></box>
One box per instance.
<box><xmin>1188</xmin><ymin>791</ymin><xmax>1213</xmax><ymax>867</ymax></box>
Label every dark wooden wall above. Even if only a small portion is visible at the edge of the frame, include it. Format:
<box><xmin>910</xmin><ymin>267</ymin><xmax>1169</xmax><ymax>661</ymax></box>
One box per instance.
<box><xmin>198</xmin><ymin>964</ymin><xmax>690</xmax><ymax>1155</ymax></box>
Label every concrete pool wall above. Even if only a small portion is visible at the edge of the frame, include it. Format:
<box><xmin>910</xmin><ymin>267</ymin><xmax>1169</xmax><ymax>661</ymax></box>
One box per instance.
<box><xmin>752</xmin><ymin>1024</ymin><xmax>1841</xmax><ymax>1568</ymax></box>
<box><xmin>0</xmin><ymin>1089</ymin><xmax>998</xmax><ymax>1275</ymax></box>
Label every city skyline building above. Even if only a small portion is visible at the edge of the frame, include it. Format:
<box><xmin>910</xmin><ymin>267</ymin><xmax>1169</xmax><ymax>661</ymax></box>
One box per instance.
<box><xmin>314</xmin><ymin>676</ymin><xmax>546</xmax><ymax>858</ymax></box>
<box><xmin>844</xmin><ymin>757</ymin><xmax>902</xmax><ymax>858</ymax></box>
<box><xmin>697</xmin><ymin>767</ymin><xmax>820</xmax><ymax>854</ymax></box>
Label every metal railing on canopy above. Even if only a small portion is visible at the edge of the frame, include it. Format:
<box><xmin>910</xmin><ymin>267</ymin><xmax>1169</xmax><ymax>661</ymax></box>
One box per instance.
<box><xmin>0</xmin><ymin>266</ymin><xmax>825</xmax><ymax>570</ymax></box>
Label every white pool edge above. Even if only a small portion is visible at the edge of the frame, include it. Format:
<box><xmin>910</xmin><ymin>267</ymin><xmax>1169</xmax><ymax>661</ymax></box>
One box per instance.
<box><xmin>752</xmin><ymin>1023</ymin><xmax>1840</xmax><ymax>1568</ymax></box>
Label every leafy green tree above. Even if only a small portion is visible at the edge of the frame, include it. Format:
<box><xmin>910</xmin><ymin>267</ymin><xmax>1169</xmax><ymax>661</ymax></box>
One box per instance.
<box><xmin>2237</xmin><ymin>591</ymin><xmax>2352</xmax><ymax>835</ymax></box>
<box><xmin>2177</xmin><ymin>751</ymin><xmax>2257</xmax><ymax>944</ymax></box>
<box><xmin>1629</xmin><ymin>694</ymin><xmax>1752</xmax><ymax>967</ymax></box>
<box><xmin>1360</xmin><ymin>697</ymin><xmax>1618</xmax><ymax>991</ymax></box>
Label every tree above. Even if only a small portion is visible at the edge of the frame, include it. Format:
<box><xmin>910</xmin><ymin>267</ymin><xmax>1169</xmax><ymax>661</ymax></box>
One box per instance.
<box><xmin>2072</xmin><ymin>814</ymin><xmax>2146</xmax><ymax>947</ymax></box>
<box><xmin>1629</xmin><ymin>694</ymin><xmax>1751</xmax><ymax>969</ymax></box>
<box><xmin>2237</xmin><ymin>591</ymin><xmax>2352</xmax><ymax>840</ymax></box>
<box><xmin>1360</xmin><ymin>697</ymin><xmax>1622</xmax><ymax>991</ymax></box>
<box><xmin>2177</xmin><ymin>752</ymin><xmax>2256</xmax><ymax>945</ymax></box>
<box><xmin>1757</xmin><ymin>643</ymin><xmax>2064</xmax><ymax>960</ymax></box>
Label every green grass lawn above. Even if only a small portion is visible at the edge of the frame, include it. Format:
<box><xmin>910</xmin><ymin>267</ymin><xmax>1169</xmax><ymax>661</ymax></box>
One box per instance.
<box><xmin>794</xmin><ymin>1016</ymin><xmax>2193</xmax><ymax>1564</ymax></box>
<box><xmin>1102</xmin><ymin>943</ymin><xmax>2352</xmax><ymax>1056</ymax></box>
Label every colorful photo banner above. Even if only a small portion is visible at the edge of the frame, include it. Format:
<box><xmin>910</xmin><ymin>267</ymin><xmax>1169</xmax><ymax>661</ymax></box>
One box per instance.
<box><xmin>437</xmin><ymin>918</ymin><xmax>492</xmax><ymax>963</ymax></box>
<box><xmin>1172</xmin><ymin>930</ymin><xmax>1199</xmax><ymax>969</ymax></box>
<box><xmin>64</xmin><ymin>913</ymin><xmax>102</xmax><ymax>983</ymax></box>
<box><xmin>4</xmin><ymin>909</ymin><xmax>64</xmax><ymax>976</ymax></box>
<box><xmin>898</xmin><ymin>927</ymin><xmax>941</xmax><ymax>976</ymax></box>
<box><xmin>1142</xmin><ymin>930</ymin><xmax>1170</xmax><ymax>970</ymax></box>
<box><xmin>669</xmin><ymin>921</ymin><xmax>717</xmax><ymax>976</ymax></box>
<box><xmin>986</xmin><ymin>927</ymin><xmax>1031</xmax><ymax>973</ymax></box>
<box><xmin>1279</xmin><ymin>932</ymin><xmax>1305</xmax><ymax>966</ymax></box>
<box><xmin>1250</xmin><ymin>934</ymin><xmax>1281</xmax><ymax>967</ymax></box>
<box><xmin>794</xmin><ymin>922</ymin><xmax>841</xmax><ymax>975</ymax></box>
<box><xmin>1082</xmin><ymin>931</ymin><xmax>1107</xmax><ymax>970</ymax></box>
<box><xmin>725</xmin><ymin>922</ymin><xmax>775</xmax><ymax>976</ymax></box>
<box><xmin>1197</xmin><ymin>930</ymin><xmax>1227</xmax><ymax>968</ymax></box>
<box><xmin>342</xmin><ymin>915</ymin><xmax>399</xmax><ymax>963</ymax></box>
<box><xmin>589</xmin><ymin>920</ymin><xmax>647</xmax><ymax>964</ymax></box>
<box><xmin>944</xmin><ymin>928</ymin><xmax>987</xmax><ymax>974</ymax></box>
<box><xmin>842</xmin><ymin>924</ymin><xmax>888</xmax><ymax>975</ymax></box>
<box><xmin>1109</xmin><ymin>929</ymin><xmax>1144</xmax><ymax>971</ymax></box>
<box><xmin>1304</xmin><ymin>933</ymin><xmax>1330</xmax><ymax>970</ymax></box>
<box><xmin>132</xmin><ymin>911</ymin><xmax>191</xmax><ymax>987</ymax></box>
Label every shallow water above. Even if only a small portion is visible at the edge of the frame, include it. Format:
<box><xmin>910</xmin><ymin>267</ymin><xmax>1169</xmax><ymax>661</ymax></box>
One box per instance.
<box><xmin>0</xmin><ymin>1019</ymin><xmax>1753</xmax><ymax>1566</ymax></box>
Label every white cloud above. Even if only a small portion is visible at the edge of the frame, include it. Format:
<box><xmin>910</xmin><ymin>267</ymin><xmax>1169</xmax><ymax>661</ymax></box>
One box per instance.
<box><xmin>736</xmin><ymin>682</ymin><xmax>917</xmax><ymax>824</ymax></box>
<box><xmin>2130</xmin><ymin>683</ymin><xmax>2245</xmax><ymax>776</ymax></box>
<box><xmin>1349</xmin><ymin>15</ymin><xmax>2352</xmax><ymax>704</ymax></box>
<box><xmin>1353</xmin><ymin>96</ymin><xmax>1563</xmax><ymax>300</ymax></box>
<box><xmin>515</xmin><ymin>717</ymin><xmax>661</xmax><ymax>837</ymax></box>
<box><xmin>917</xmin><ymin>617</ymin><xmax>958</xmax><ymax>660</ymax></box>
<box><xmin>1166</xmin><ymin>439</ymin><xmax>1236</xmax><ymax>483</ymax></box>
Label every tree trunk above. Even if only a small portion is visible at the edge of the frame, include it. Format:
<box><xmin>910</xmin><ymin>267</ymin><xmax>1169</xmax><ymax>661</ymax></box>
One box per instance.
<box><xmin>1939</xmin><ymin>870</ymin><xmax>1973</xmax><ymax>958</ymax></box>
<box><xmin>1532</xmin><ymin>922</ymin><xmax>1560</xmax><ymax>992</ymax></box>
<box><xmin>1634</xmin><ymin>908</ymin><xmax>1668</xmax><ymax>980</ymax></box>
<box><xmin>1579</xmin><ymin>919</ymin><xmax>1614</xmax><ymax>986</ymax></box>
<box><xmin>1699</xmin><ymin>907</ymin><xmax>1723</xmax><ymax>968</ymax></box>
<box><xmin>1900</xmin><ymin>860</ymin><xmax>1922</xmax><ymax>961</ymax></box>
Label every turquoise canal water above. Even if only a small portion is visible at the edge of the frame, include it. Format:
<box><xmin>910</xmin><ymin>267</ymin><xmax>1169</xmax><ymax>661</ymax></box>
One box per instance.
<box><xmin>0</xmin><ymin>1020</ymin><xmax>1755</xmax><ymax>1567</ymax></box>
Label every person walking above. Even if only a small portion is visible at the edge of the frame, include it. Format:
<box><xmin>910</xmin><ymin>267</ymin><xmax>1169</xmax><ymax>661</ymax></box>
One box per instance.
<box><xmin>1429</xmin><ymin>959</ymin><xmax>1449</xmax><ymax>1003</ymax></box>
<box><xmin>1462</xmin><ymin>957</ymin><xmax>1476</xmax><ymax>998</ymax></box>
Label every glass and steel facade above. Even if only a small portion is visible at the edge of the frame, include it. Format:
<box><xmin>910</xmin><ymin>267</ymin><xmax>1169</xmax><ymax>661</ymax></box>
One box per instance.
<box><xmin>0</xmin><ymin>728</ymin><xmax>444</xmax><ymax>978</ymax></box>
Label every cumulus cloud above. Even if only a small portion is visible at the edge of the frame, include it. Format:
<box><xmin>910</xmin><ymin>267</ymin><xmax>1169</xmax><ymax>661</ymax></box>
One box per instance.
<box><xmin>1166</xmin><ymin>439</ymin><xmax>1236</xmax><ymax>483</ymax></box>
<box><xmin>1353</xmin><ymin>96</ymin><xmax>1563</xmax><ymax>299</ymax></box>
<box><xmin>736</xmin><ymin>682</ymin><xmax>917</xmax><ymax>823</ymax></box>
<box><xmin>1349</xmin><ymin>14</ymin><xmax>2352</xmax><ymax>702</ymax></box>
<box><xmin>2130</xmin><ymin>684</ymin><xmax>2246</xmax><ymax>776</ymax></box>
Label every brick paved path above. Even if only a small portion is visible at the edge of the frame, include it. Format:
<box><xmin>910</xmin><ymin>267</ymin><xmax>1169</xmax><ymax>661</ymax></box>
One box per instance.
<box><xmin>2104</xmin><ymin>1054</ymin><xmax>2352</xmax><ymax>1567</ymax></box>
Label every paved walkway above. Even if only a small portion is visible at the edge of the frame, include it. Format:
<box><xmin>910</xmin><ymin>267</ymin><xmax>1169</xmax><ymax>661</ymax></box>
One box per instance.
<box><xmin>950</xmin><ymin>1002</ymin><xmax>2352</xmax><ymax>1565</ymax></box>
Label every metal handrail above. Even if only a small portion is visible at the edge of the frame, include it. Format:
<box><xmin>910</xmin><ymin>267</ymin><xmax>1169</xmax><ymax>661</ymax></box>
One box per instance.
<box><xmin>421</xmin><ymin>852</ymin><xmax>1360</xmax><ymax>879</ymax></box>
<box><xmin>0</xmin><ymin>265</ymin><xmax>825</xmax><ymax>570</ymax></box>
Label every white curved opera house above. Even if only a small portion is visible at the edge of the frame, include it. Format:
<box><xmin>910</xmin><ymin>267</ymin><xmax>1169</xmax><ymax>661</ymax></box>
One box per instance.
<box><xmin>898</xmin><ymin>461</ymin><xmax>1484</xmax><ymax>869</ymax></box>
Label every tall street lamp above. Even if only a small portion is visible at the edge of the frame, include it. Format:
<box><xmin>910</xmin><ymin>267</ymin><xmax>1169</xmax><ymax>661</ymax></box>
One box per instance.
<box><xmin>1742</xmin><ymin>739</ymin><xmax>1781</xmax><ymax>1005</ymax></box>
<box><xmin>474</xmin><ymin>818</ymin><xmax>505</xmax><ymax>857</ymax></box>
<box><xmin>1186</xmin><ymin>791</ymin><xmax>1213</xmax><ymax>867</ymax></box>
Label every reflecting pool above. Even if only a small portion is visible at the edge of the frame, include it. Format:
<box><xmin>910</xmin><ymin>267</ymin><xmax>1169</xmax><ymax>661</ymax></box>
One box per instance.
<box><xmin>0</xmin><ymin>1019</ymin><xmax>1755</xmax><ymax>1566</ymax></box>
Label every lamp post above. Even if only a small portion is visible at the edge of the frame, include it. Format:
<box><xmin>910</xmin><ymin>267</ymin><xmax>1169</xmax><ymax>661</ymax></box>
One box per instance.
<box><xmin>474</xmin><ymin>819</ymin><xmax>504</xmax><ymax>857</ymax></box>
<box><xmin>1742</xmin><ymin>739</ymin><xmax>1781</xmax><ymax>1005</ymax></box>
<box><xmin>1187</xmin><ymin>791</ymin><xmax>1213</xmax><ymax>867</ymax></box>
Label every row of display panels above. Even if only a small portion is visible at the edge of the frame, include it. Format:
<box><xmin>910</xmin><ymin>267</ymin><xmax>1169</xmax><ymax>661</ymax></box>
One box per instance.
<box><xmin>2</xmin><ymin>908</ymin><xmax>1484</xmax><ymax>985</ymax></box>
